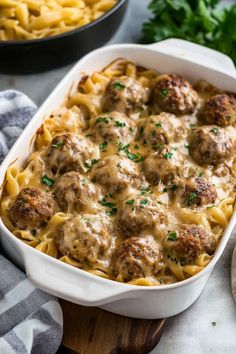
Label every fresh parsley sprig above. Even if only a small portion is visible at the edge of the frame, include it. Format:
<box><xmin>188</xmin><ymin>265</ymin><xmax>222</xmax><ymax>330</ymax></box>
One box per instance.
<box><xmin>142</xmin><ymin>0</ymin><xmax>236</xmax><ymax>64</ymax></box>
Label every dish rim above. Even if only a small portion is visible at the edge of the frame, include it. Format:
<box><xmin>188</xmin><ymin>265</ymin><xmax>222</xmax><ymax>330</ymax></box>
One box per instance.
<box><xmin>0</xmin><ymin>0</ymin><xmax>127</xmax><ymax>47</ymax></box>
<box><xmin>0</xmin><ymin>41</ymin><xmax>236</xmax><ymax>292</ymax></box>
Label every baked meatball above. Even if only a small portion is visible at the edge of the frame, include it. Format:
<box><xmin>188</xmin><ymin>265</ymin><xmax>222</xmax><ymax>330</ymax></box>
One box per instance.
<box><xmin>92</xmin><ymin>155</ymin><xmax>142</xmax><ymax>194</ymax></box>
<box><xmin>143</xmin><ymin>146</ymin><xmax>180</xmax><ymax>184</ymax></box>
<box><xmin>175</xmin><ymin>176</ymin><xmax>217</xmax><ymax>208</ymax></box>
<box><xmin>112</xmin><ymin>237</ymin><xmax>163</xmax><ymax>281</ymax></box>
<box><xmin>55</xmin><ymin>214</ymin><xmax>111</xmax><ymax>263</ymax></box>
<box><xmin>165</xmin><ymin>224</ymin><xmax>215</xmax><ymax>264</ymax></box>
<box><xmin>152</xmin><ymin>74</ymin><xmax>198</xmax><ymax>115</ymax></box>
<box><xmin>117</xmin><ymin>194</ymin><xmax>167</xmax><ymax>235</ymax></box>
<box><xmin>190</xmin><ymin>126</ymin><xmax>232</xmax><ymax>165</ymax></box>
<box><xmin>139</xmin><ymin>112</ymin><xmax>182</xmax><ymax>146</ymax></box>
<box><xmin>102</xmin><ymin>76</ymin><xmax>148</xmax><ymax>113</ymax></box>
<box><xmin>202</xmin><ymin>94</ymin><xmax>236</xmax><ymax>127</ymax></box>
<box><xmin>9</xmin><ymin>187</ymin><xmax>55</xmax><ymax>229</ymax></box>
<box><xmin>54</xmin><ymin>171</ymin><xmax>100</xmax><ymax>213</ymax></box>
<box><xmin>91</xmin><ymin>111</ymin><xmax>135</xmax><ymax>145</ymax></box>
<box><xmin>47</xmin><ymin>133</ymin><xmax>98</xmax><ymax>174</ymax></box>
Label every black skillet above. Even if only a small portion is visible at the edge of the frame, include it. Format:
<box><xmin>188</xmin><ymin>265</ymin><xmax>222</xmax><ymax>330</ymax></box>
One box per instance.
<box><xmin>0</xmin><ymin>0</ymin><xmax>128</xmax><ymax>74</ymax></box>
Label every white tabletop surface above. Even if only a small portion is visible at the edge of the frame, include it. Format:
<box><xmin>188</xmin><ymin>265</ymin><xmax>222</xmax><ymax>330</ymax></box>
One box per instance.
<box><xmin>1</xmin><ymin>1</ymin><xmax>236</xmax><ymax>353</ymax></box>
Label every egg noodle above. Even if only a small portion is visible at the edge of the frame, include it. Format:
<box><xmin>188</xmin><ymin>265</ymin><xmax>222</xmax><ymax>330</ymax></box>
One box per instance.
<box><xmin>0</xmin><ymin>0</ymin><xmax>117</xmax><ymax>41</ymax></box>
<box><xmin>1</xmin><ymin>58</ymin><xmax>236</xmax><ymax>286</ymax></box>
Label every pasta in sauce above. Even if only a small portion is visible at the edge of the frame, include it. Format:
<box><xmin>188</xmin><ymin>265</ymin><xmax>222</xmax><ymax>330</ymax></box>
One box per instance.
<box><xmin>0</xmin><ymin>0</ymin><xmax>117</xmax><ymax>41</ymax></box>
<box><xmin>1</xmin><ymin>59</ymin><xmax>236</xmax><ymax>286</ymax></box>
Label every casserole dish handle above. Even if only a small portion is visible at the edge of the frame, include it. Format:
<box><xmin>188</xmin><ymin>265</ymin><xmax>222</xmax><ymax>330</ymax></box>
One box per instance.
<box><xmin>149</xmin><ymin>38</ymin><xmax>236</xmax><ymax>77</ymax></box>
<box><xmin>24</xmin><ymin>249</ymin><xmax>134</xmax><ymax>306</ymax></box>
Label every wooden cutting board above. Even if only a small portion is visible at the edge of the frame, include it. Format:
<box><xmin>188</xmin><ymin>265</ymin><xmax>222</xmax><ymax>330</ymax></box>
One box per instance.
<box><xmin>59</xmin><ymin>299</ymin><xmax>166</xmax><ymax>354</ymax></box>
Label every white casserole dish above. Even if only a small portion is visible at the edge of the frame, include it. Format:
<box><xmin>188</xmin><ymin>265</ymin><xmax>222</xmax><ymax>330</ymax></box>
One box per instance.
<box><xmin>1</xmin><ymin>39</ymin><xmax>236</xmax><ymax>319</ymax></box>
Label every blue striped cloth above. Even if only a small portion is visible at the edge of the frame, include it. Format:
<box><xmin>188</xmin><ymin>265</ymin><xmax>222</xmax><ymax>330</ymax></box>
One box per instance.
<box><xmin>0</xmin><ymin>90</ymin><xmax>63</xmax><ymax>354</ymax></box>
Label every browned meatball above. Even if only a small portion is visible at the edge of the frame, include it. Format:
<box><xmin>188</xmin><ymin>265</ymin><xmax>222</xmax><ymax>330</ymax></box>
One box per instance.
<box><xmin>117</xmin><ymin>194</ymin><xmax>167</xmax><ymax>235</ymax></box>
<box><xmin>47</xmin><ymin>133</ymin><xmax>98</xmax><ymax>174</ymax></box>
<box><xmin>152</xmin><ymin>74</ymin><xmax>198</xmax><ymax>115</ymax></box>
<box><xmin>112</xmin><ymin>237</ymin><xmax>163</xmax><ymax>281</ymax></box>
<box><xmin>55</xmin><ymin>214</ymin><xmax>111</xmax><ymax>263</ymax></box>
<box><xmin>9</xmin><ymin>187</ymin><xmax>55</xmax><ymax>229</ymax></box>
<box><xmin>139</xmin><ymin>112</ymin><xmax>182</xmax><ymax>146</ymax></box>
<box><xmin>54</xmin><ymin>171</ymin><xmax>100</xmax><ymax>213</ymax></box>
<box><xmin>143</xmin><ymin>146</ymin><xmax>180</xmax><ymax>184</ymax></box>
<box><xmin>102</xmin><ymin>76</ymin><xmax>148</xmax><ymax>113</ymax></box>
<box><xmin>175</xmin><ymin>176</ymin><xmax>217</xmax><ymax>208</ymax></box>
<box><xmin>92</xmin><ymin>155</ymin><xmax>142</xmax><ymax>194</ymax></box>
<box><xmin>165</xmin><ymin>224</ymin><xmax>215</xmax><ymax>264</ymax></box>
<box><xmin>190</xmin><ymin>126</ymin><xmax>232</xmax><ymax>165</ymax></box>
<box><xmin>202</xmin><ymin>94</ymin><xmax>236</xmax><ymax>127</ymax></box>
<box><xmin>91</xmin><ymin>111</ymin><xmax>135</xmax><ymax>145</ymax></box>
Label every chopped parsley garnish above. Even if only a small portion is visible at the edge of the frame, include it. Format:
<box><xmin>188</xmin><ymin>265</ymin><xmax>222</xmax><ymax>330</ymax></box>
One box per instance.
<box><xmin>172</xmin><ymin>146</ymin><xmax>177</xmax><ymax>151</ymax></box>
<box><xmin>99</xmin><ymin>142</ymin><xmax>107</xmax><ymax>151</ymax></box>
<box><xmin>188</xmin><ymin>192</ymin><xmax>197</xmax><ymax>204</ymax></box>
<box><xmin>127</xmin><ymin>151</ymin><xmax>144</xmax><ymax>162</ymax></box>
<box><xmin>127</xmin><ymin>151</ymin><xmax>137</xmax><ymax>160</ymax></box>
<box><xmin>113</xmin><ymin>81</ymin><xmax>125</xmax><ymax>90</ymax></box>
<box><xmin>100</xmin><ymin>201</ymin><xmax>116</xmax><ymax>208</ymax></box>
<box><xmin>155</xmin><ymin>122</ymin><xmax>162</xmax><ymax>128</ymax></box>
<box><xmin>115</xmin><ymin>121</ymin><xmax>126</xmax><ymax>128</ymax></box>
<box><xmin>140</xmin><ymin>198</ymin><xmax>148</xmax><ymax>206</ymax></box>
<box><xmin>91</xmin><ymin>159</ymin><xmax>99</xmax><ymax>166</ymax></box>
<box><xmin>168</xmin><ymin>231</ymin><xmax>177</xmax><ymax>241</ymax></box>
<box><xmin>190</xmin><ymin>124</ymin><xmax>196</xmax><ymax>128</ymax></box>
<box><xmin>99</xmin><ymin>196</ymin><xmax>117</xmax><ymax>216</ymax></box>
<box><xmin>140</xmin><ymin>186</ymin><xmax>151</xmax><ymax>195</ymax></box>
<box><xmin>51</xmin><ymin>141</ymin><xmax>64</xmax><ymax>149</ymax></box>
<box><xmin>143</xmin><ymin>139</ymin><xmax>147</xmax><ymax>145</ymax></box>
<box><xmin>134</xmin><ymin>144</ymin><xmax>140</xmax><ymax>150</ymax></box>
<box><xmin>152</xmin><ymin>142</ymin><xmax>164</xmax><ymax>151</ymax></box>
<box><xmin>163</xmin><ymin>187</ymin><xmax>168</xmax><ymax>192</ymax></box>
<box><xmin>129</xmin><ymin>127</ymin><xmax>134</xmax><ymax>132</ymax></box>
<box><xmin>118</xmin><ymin>142</ymin><xmax>129</xmax><ymax>151</ymax></box>
<box><xmin>31</xmin><ymin>229</ymin><xmax>37</xmax><ymax>236</ymax></box>
<box><xmin>163</xmin><ymin>152</ymin><xmax>173</xmax><ymax>159</ymax></box>
<box><xmin>184</xmin><ymin>143</ymin><xmax>190</xmax><ymax>149</ymax></box>
<box><xmin>83</xmin><ymin>159</ymin><xmax>99</xmax><ymax>172</ymax></box>
<box><xmin>170</xmin><ymin>184</ymin><xmax>178</xmax><ymax>191</ymax></box>
<box><xmin>226</xmin><ymin>115</ymin><xmax>231</xmax><ymax>121</ymax></box>
<box><xmin>126</xmin><ymin>199</ymin><xmax>135</xmax><ymax>205</ymax></box>
<box><xmin>83</xmin><ymin>161</ymin><xmax>90</xmax><ymax>170</ymax></box>
<box><xmin>118</xmin><ymin>142</ymin><xmax>144</xmax><ymax>162</ymax></box>
<box><xmin>106</xmin><ymin>208</ymin><xmax>117</xmax><ymax>216</ymax></box>
<box><xmin>210</xmin><ymin>127</ymin><xmax>219</xmax><ymax>135</ymax></box>
<box><xmin>81</xmin><ymin>178</ymin><xmax>88</xmax><ymax>185</ymax></box>
<box><xmin>198</xmin><ymin>172</ymin><xmax>204</xmax><ymax>177</ymax></box>
<box><xmin>161</xmin><ymin>88</ymin><xmax>169</xmax><ymax>97</ymax></box>
<box><xmin>41</xmin><ymin>175</ymin><xmax>54</xmax><ymax>187</ymax></box>
<box><xmin>96</xmin><ymin>117</ymin><xmax>109</xmax><ymax>124</ymax></box>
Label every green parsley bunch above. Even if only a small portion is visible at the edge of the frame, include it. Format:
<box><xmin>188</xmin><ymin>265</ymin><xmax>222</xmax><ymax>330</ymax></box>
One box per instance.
<box><xmin>142</xmin><ymin>0</ymin><xmax>236</xmax><ymax>64</ymax></box>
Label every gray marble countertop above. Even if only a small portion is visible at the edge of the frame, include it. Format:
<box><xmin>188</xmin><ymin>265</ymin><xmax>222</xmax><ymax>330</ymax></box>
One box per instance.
<box><xmin>1</xmin><ymin>1</ymin><xmax>236</xmax><ymax>353</ymax></box>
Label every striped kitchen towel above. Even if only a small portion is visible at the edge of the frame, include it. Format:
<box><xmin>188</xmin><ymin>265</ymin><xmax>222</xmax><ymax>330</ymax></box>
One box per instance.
<box><xmin>0</xmin><ymin>90</ymin><xmax>63</xmax><ymax>354</ymax></box>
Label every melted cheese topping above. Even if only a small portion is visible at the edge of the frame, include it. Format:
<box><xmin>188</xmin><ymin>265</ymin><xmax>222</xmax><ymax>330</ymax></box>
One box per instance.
<box><xmin>1</xmin><ymin>59</ymin><xmax>236</xmax><ymax>287</ymax></box>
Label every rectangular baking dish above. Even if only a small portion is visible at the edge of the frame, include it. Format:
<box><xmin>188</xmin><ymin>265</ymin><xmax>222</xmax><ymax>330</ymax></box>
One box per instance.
<box><xmin>0</xmin><ymin>39</ymin><xmax>236</xmax><ymax>319</ymax></box>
